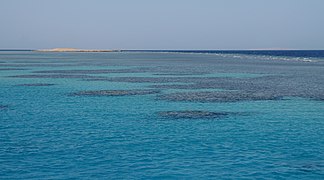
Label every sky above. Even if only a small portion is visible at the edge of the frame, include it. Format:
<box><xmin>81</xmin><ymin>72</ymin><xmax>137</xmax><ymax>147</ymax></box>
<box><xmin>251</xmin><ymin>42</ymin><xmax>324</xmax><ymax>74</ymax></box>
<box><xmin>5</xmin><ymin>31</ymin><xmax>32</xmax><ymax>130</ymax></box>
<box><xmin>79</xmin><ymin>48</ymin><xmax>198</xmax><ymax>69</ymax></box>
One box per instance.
<box><xmin>0</xmin><ymin>0</ymin><xmax>323</xmax><ymax>50</ymax></box>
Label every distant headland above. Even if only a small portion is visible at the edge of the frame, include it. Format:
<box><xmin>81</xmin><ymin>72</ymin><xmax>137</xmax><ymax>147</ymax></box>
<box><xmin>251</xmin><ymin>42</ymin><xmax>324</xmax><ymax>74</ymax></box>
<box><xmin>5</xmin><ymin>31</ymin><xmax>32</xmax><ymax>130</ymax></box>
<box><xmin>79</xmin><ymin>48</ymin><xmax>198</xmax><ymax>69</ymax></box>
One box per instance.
<box><xmin>35</xmin><ymin>48</ymin><xmax>119</xmax><ymax>52</ymax></box>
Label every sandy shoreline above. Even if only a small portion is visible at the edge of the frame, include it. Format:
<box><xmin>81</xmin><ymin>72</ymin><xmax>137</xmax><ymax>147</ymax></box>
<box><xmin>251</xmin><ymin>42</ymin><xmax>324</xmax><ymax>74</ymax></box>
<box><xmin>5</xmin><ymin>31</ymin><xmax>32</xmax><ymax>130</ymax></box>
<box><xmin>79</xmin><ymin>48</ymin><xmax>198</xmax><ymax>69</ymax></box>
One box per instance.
<box><xmin>35</xmin><ymin>48</ymin><xmax>117</xmax><ymax>52</ymax></box>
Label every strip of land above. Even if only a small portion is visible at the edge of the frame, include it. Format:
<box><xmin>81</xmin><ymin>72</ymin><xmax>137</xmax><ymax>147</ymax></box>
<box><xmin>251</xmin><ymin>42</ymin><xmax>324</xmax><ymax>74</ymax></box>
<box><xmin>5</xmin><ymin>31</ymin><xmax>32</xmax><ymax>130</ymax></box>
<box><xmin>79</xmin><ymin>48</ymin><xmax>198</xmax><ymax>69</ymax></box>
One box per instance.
<box><xmin>35</xmin><ymin>48</ymin><xmax>118</xmax><ymax>52</ymax></box>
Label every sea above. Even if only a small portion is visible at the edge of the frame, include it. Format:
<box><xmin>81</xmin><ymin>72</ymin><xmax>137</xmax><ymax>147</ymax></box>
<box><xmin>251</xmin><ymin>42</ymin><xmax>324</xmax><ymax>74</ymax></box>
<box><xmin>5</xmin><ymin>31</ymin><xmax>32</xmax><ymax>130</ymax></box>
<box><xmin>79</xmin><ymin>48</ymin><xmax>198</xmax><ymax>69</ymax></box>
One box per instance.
<box><xmin>1</xmin><ymin>50</ymin><xmax>324</xmax><ymax>179</ymax></box>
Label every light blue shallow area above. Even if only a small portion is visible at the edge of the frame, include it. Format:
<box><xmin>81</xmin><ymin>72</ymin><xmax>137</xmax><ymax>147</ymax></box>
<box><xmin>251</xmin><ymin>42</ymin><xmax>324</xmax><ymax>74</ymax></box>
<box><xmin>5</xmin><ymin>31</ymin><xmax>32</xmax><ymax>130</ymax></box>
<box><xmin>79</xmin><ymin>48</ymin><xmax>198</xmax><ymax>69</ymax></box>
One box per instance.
<box><xmin>0</xmin><ymin>52</ymin><xmax>324</xmax><ymax>179</ymax></box>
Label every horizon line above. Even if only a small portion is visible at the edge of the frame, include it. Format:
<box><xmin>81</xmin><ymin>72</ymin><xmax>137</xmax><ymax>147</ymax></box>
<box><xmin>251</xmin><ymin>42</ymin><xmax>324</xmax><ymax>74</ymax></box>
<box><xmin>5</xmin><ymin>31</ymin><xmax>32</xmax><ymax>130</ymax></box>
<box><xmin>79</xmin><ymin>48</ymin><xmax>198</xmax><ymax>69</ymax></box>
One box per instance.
<box><xmin>1</xmin><ymin>48</ymin><xmax>324</xmax><ymax>51</ymax></box>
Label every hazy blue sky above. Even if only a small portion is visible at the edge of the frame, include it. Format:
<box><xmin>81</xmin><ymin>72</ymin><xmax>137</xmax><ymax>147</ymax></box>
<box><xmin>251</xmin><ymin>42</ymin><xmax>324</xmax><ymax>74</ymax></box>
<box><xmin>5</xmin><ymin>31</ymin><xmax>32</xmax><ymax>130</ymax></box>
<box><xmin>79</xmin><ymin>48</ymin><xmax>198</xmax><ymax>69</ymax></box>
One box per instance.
<box><xmin>0</xmin><ymin>0</ymin><xmax>323</xmax><ymax>49</ymax></box>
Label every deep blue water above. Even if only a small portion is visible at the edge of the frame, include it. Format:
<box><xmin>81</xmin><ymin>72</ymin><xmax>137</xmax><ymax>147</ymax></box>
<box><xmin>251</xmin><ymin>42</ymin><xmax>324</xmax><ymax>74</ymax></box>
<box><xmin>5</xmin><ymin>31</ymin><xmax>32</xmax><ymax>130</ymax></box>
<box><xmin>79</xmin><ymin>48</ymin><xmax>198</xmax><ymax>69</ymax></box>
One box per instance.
<box><xmin>1</xmin><ymin>51</ymin><xmax>324</xmax><ymax>179</ymax></box>
<box><xmin>124</xmin><ymin>50</ymin><xmax>324</xmax><ymax>58</ymax></box>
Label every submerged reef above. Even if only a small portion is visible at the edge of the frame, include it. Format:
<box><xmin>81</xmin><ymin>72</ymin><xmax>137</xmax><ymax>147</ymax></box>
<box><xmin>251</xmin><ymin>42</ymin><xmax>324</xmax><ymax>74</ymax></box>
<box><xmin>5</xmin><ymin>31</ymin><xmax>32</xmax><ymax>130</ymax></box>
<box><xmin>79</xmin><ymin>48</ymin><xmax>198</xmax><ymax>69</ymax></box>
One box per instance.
<box><xmin>0</xmin><ymin>63</ymin><xmax>79</xmax><ymax>67</ymax></box>
<box><xmin>32</xmin><ymin>68</ymin><xmax>152</xmax><ymax>74</ymax></box>
<box><xmin>0</xmin><ymin>68</ymin><xmax>28</xmax><ymax>71</ymax></box>
<box><xmin>85</xmin><ymin>76</ymin><xmax>216</xmax><ymax>83</ymax></box>
<box><xmin>6</xmin><ymin>71</ymin><xmax>324</xmax><ymax>102</ymax></box>
<box><xmin>152</xmin><ymin>72</ymin><xmax>207</xmax><ymax>76</ymax></box>
<box><xmin>158</xmin><ymin>111</ymin><xmax>234</xmax><ymax>119</ymax></box>
<box><xmin>158</xmin><ymin>91</ymin><xmax>283</xmax><ymax>103</ymax></box>
<box><xmin>9</xmin><ymin>74</ymin><xmax>94</xmax><ymax>79</ymax></box>
<box><xmin>3</xmin><ymin>52</ymin><xmax>324</xmax><ymax>103</ymax></box>
<box><xmin>70</xmin><ymin>89</ymin><xmax>160</xmax><ymax>96</ymax></box>
<box><xmin>16</xmin><ymin>83</ymin><xmax>55</xmax><ymax>86</ymax></box>
<box><xmin>0</xmin><ymin>105</ymin><xmax>9</xmax><ymax>109</ymax></box>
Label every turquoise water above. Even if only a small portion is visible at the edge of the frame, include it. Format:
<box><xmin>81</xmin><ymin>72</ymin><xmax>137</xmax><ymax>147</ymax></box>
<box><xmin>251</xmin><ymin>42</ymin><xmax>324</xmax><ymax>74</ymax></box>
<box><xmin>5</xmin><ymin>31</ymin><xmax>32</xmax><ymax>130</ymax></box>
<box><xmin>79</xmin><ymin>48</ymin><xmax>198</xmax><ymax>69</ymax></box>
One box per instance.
<box><xmin>1</xmin><ymin>52</ymin><xmax>324</xmax><ymax>179</ymax></box>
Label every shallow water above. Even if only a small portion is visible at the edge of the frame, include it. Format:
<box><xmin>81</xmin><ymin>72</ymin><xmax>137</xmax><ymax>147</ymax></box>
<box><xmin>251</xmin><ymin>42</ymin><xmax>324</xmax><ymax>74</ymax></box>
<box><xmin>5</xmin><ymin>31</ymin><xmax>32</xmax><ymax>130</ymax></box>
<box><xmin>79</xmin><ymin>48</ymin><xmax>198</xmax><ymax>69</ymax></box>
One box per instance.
<box><xmin>1</xmin><ymin>51</ymin><xmax>324</xmax><ymax>179</ymax></box>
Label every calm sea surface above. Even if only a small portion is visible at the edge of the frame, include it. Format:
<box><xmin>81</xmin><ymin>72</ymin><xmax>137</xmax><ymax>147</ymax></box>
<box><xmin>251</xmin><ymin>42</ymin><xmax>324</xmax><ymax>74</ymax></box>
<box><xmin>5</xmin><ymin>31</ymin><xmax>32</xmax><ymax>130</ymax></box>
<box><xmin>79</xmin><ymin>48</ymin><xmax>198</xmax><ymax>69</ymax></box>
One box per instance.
<box><xmin>1</xmin><ymin>51</ymin><xmax>324</xmax><ymax>179</ymax></box>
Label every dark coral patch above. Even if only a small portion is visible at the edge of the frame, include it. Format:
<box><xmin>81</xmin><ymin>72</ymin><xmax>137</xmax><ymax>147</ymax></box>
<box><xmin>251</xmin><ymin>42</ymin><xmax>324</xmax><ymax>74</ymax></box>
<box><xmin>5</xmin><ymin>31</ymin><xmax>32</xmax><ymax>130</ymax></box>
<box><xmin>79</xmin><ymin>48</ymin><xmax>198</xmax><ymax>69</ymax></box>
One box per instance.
<box><xmin>153</xmin><ymin>72</ymin><xmax>207</xmax><ymax>76</ymax></box>
<box><xmin>16</xmin><ymin>83</ymin><xmax>55</xmax><ymax>86</ymax></box>
<box><xmin>33</xmin><ymin>68</ymin><xmax>151</xmax><ymax>74</ymax></box>
<box><xmin>0</xmin><ymin>68</ymin><xmax>28</xmax><ymax>71</ymax></box>
<box><xmin>8</xmin><ymin>74</ymin><xmax>94</xmax><ymax>79</ymax></box>
<box><xmin>158</xmin><ymin>111</ymin><xmax>231</xmax><ymax>119</ymax></box>
<box><xmin>70</xmin><ymin>89</ymin><xmax>160</xmax><ymax>96</ymax></box>
<box><xmin>149</xmin><ymin>84</ymin><xmax>200</xmax><ymax>89</ymax></box>
<box><xmin>83</xmin><ymin>74</ymin><xmax>324</xmax><ymax>102</ymax></box>
<box><xmin>0</xmin><ymin>63</ymin><xmax>78</xmax><ymax>67</ymax></box>
<box><xmin>158</xmin><ymin>91</ymin><xmax>282</xmax><ymax>103</ymax></box>
<box><xmin>0</xmin><ymin>105</ymin><xmax>9</xmax><ymax>109</ymax></box>
<box><xmin>85</xmin><ymin>76</ymin><xmax>209</xmax><ymax>83</ymax></box>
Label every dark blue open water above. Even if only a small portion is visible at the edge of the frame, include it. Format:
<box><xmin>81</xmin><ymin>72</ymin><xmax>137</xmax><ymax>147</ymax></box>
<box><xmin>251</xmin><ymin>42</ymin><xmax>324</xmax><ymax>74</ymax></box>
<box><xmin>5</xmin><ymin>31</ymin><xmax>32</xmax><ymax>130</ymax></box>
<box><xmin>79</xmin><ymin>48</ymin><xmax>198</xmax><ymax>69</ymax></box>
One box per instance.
<box><xmin>1</xmin><ymin>51</ymin><xmax>324</xmax><ymax>179</ymax></box>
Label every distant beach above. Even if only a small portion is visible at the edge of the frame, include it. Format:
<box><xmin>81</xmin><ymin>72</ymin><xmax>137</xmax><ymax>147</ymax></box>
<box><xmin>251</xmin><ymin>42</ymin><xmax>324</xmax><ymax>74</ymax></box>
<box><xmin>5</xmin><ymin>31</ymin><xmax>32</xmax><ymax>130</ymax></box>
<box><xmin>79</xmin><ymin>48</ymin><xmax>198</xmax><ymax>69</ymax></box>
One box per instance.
<box><xmin>35</xmin><ymin>48</ymin><xmax>118</xmax><ymax>52</ymax></box>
